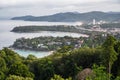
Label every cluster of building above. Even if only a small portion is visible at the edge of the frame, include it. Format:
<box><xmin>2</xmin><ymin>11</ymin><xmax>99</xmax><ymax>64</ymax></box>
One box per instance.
<box><xmin>36</xmin><ymin>40</ymin><xmax>84</xmax><ymax>50</ymax></box>
<box><xmin>90</xmin><ymin>19</ymin><xmax>120</xmax><ymax>34</ymax></box>
<box><xmin>12</xmin><ymin>37</ymin><xmax>85</xmax><ymax>51</ymax></box>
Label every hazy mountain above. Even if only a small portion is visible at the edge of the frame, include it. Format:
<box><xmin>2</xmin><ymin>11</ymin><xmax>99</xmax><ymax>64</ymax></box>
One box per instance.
<box><xmin>11</xmin><ymin>11</ymin><xmax>120</xmax><ymax>22</ymax></box>
<box><xmin>107</xmin><ymin>11</ymin><xmax>120</xmax><ymax>14</ymax></box>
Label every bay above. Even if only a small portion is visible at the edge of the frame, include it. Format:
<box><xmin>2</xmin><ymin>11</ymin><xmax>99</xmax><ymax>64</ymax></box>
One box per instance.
<box><xmin>0</xmin><ymin>20</ymin><xmax>87</xmax><ymax>58</ymax></box>
<box><xmin>12</xmin><ymin>49</ymin><xmax>53</xmax><ymax>58</ymax></box>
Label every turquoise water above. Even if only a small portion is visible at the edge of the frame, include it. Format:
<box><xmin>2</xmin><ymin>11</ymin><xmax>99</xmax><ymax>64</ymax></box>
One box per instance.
<box><xmin>13</xmin><ymin>49</ymin><xmax>52</xmax><ymax>58</ymax></box>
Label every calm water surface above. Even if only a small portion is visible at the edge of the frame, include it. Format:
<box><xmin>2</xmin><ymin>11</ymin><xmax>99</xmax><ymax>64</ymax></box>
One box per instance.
<box><xmin>0</xmin><ymin>20</ymin><xmax>86</xmax><ymax>58</ymax></box>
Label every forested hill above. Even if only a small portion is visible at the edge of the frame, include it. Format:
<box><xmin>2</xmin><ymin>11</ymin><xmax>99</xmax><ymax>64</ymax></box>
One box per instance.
<box><xmin>11</xmin><ymin>11</ymin><xmax>120</xmax><ymax>22</ymax></box>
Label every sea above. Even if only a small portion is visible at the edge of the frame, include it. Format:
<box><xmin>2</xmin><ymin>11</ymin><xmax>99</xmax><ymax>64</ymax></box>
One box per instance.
<box><xmin>0</xmin><ymin>20</ymin><xmax>88</xmax><ymax>58</ymax></box>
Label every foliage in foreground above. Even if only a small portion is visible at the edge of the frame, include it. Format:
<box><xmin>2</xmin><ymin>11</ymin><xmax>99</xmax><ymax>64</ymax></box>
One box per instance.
<box><xmin>0</xmin><ymin>35</ymin><xmax>120</xmax><ymax>80</ymax></box>
<box><xmin>6</xmin><ymin>75</ymin><xmax>33</xmax><ymax>80</ymax></box>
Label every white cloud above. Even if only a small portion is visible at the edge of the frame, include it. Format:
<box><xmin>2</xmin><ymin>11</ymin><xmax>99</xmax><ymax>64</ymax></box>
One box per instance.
<box><xmin>0</xmin><ymin>0</ymin><xmax>119</xmax><ymax>18</ymax></box>
<box><xmin>0</xmin><ymin>0</ymin><xmax>116</xmax><ymax>8</ymax></box>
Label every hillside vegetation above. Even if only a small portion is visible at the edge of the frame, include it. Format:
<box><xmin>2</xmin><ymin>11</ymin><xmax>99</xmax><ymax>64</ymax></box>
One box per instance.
<box><xmin>0</xmin><ymin>35</ymin><xmax>120</xmax><ymax>80</ymax></box>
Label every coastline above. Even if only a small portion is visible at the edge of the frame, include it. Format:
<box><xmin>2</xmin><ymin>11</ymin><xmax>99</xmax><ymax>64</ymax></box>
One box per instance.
<box><xmin>9</xmin><ymin>47</ymin><xmax>54</xmax><ymax>58</ymax></box>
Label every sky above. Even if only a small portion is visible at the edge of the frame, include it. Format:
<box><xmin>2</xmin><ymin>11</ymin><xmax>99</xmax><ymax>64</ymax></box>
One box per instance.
<box><xmin>0</xmin><ymin>0</ymin><xmax>120</xmax><ymax>19</ymax></box>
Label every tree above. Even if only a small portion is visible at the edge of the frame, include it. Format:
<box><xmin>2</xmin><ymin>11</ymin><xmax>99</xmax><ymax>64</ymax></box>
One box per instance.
<box><xmin>0</xmin><ymin>57</ymin><xmax>7</xmax><ymax>72</ymax></box>
<box><xmin>102</xmin><ymin>35</ymin><xmax>118</xmax><ymax>79</ymax></box>
<box><xmin>60</xmin><ymin>55</ymin><xmax>81</xmax><ymax>78</ymax></box>
<box><xmin>0</xmin><ymin>50</ymin><xmax>6</xmax><ymax>58</ymax></box>
<box><xmin>86</xmin><ymin>64</ymin><xmax>110</xmax><ymax>80</ymax></box>
<box><xmin>2</xmin><ymin>48</ymin><xmax>23</xmax><ymax>67</ymax></box>
<box><xmin>50</xmin><ymin>74</ymin><xmax>64</xmax><ymax>80</ymax></box>
<box><xmin>112</xmin><ymin>52</ymin><xmax>120</xmax><ymax>77</ymax></box>
<box><xmin>115</xmin><ymin>76</ymin><xmax>120</xmax><ymax>80</ymax></box>
<box><xmin>57</xmin><ymin>46</ymin><xmax>73</xmax><ymax>53</ymax></box>
<box><xmin>112</xmin><ymin>41</ymin><xmax>120</xmax><ymax>77</ymax></box>
<box><xmin>0</xmin><ymin>71</ymin><xmax>5</xmax><ymax>80</ymax></box>
<box><xmin>50</xmin><ymin>74</ymin><xmax>72</xmax><ymax>80</ymax></box>
<box><xmin>9</xmin><ymin>62</ymin><xmax>34</xmax><ymax>78</ymax></box>
<box><xmin>32</xmin><ymin>58</ymin><xmax>55</xmax><ymax>80</ymax></box>
<box><xmin>6</xmin><ymin>75</ymin><xmax>33</xmax><ymax>80</ymax></box>
<box><xmin>27</xmin><ymin>54</ymin><xmax>37</xmax><ymax>60</ymax></box>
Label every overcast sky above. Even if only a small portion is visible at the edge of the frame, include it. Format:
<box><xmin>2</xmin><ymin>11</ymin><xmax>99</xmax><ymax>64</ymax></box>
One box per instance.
<box><xmin>0</xmin><ymin>0</ymin><xmax>120</xmax><ymax>19</ymax></box>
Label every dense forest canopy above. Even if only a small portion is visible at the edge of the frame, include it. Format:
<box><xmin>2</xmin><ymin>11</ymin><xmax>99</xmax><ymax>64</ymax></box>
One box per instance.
<box><xmin>0</xmin><ymin>35</ymin><xmax>120</xmax><ymax>80</ymax></box>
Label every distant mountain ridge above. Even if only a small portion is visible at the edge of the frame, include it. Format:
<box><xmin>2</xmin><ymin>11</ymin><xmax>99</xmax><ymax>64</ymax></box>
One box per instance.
<box><xmin>11</xmin><ymin>11</ymin><xmax>120</xmax><ymax>22</ymax></box>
